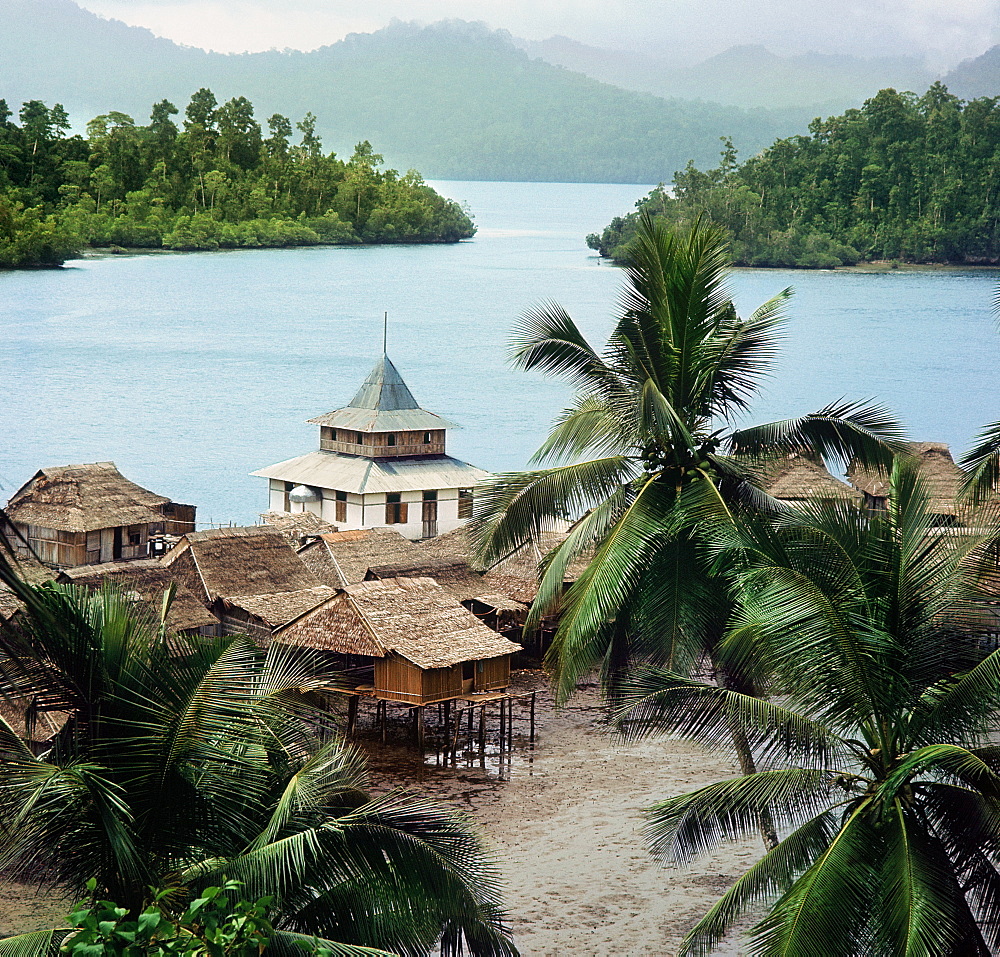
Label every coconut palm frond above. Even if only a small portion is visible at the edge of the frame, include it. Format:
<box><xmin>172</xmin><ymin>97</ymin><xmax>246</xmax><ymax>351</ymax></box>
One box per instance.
<box><xmin>509</xmin><ymin>300</ymin><xmax>611</xmax><ymax>393</ymax></box>
<box><xmin>877</xmin><ymin>800</ymin><xmax>993</xmax><ymax>957</ymax></box>
<box><xmin>959</xmin><ymin>419</ymin><xmax>1000</xmax><ymax>505</ymax></box>
<box><xmin>702</xmin><ymin>288</ymin><xmax>790</xmax><ymax>418</ymax></box>
<box><xmin>645</xmin><ymin>769</ymin><xmax>840</xmax><ymax>865</ymax></box>
<box><xmin>677</xmin><ymin>811</ymin><xmax>840</xmax><ymax>957</ymax></box>
<box><xmin>748</xmin><ymin>804</ymin><xmax>878</xmax><ymax>957</ymax></box>
<box><xmin>728</xmin><ymin>399</ymin><xmax>905</xmax><ymax>470</ymax></box>
<box><xmin>468</xmin><ymin>456</ymin><xmax>637</xmax><ymax>569</ymax></box>
<box><xmin>528</xmin><ymin>395</ymin><xmax>625</xmax><ymax>465</ymax></box>
<box><xmin>613</xmin><ymin>668</ymin><xmax>847</xmax><ymax>769</ymax></box>
<box><xmin>0</xmin><ymin>930</ymin><xmax>63</xmax><ymax>957</ymax></box>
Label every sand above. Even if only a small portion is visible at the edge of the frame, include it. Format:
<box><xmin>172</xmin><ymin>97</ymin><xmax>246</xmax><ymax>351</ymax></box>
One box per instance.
<box><xmin>0</xmin><ymin>671</ymin><xmax>762</xmax><ymax>956</ymax></box>
<box><xmin>362</xmin><ymin>672</ymin><xmax>762</xmax><ymax>956</ymax></box>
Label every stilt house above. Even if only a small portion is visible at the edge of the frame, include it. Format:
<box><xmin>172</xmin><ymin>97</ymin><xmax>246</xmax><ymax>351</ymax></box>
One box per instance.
<box><xmin>252</xmin><ymin>355</ymin><xmax>489</xmax><ymax>540</ymax></box>
<box><xmin>760</xmin><ymin>451</ymin><xmax>861</xmax><ymax>506</ymax></box>
<box><xmin>4</xmin><ymin>463</ymin><xmax>195</xmax><ymax>568</ymax></box>
<box><xmin>276</xmin><ymin>577</ymin><xmax>522</xmax><ymax>705</ymax></box>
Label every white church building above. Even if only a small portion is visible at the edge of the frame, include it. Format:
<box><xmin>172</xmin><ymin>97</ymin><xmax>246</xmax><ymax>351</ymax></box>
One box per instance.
<box><xmin>252</xmin><ymin>355</ymin><xmax>489</xmax><ymax>540</ymax></box>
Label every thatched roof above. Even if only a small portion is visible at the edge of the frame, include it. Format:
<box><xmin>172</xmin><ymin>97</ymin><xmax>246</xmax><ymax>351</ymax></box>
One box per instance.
<box><xmin>848</xmin><ymin>443</ymin><xmax>965</xmax><ymax>516</ymax></box>
<box><xmin>0</xmin><ymin>698</ymin><xmax>69</xmax><ymax>744</ymax></box>
<box><xmin>5</xmin><ymin>462</ymin><xmax>175</xmax><ymax>533</ymax></box>
<box><xmin>260</xmin><ymin>511</ymin><xmax>337</xmax><ymax>542</ymax></box>
<box><xmin>366</xmin><ymin>559</ymin><xmax>528</xmax><ymax>617</ymax></box>
<box><xmin>297</xmin><ymin>527</ymin><xmax>421</xmax><ymax>587</ymax></box>
<box><xmin>163</xmin><ymin>526</ymin><xmax>323</xmax><ymax>602</ymax></box>
<box><xmin>222</xmin><ymin>585</ymin><xmax>337</xmax><ymax>628</ymax></box>
<box><xmin>367</xmin><ymin>558</ymin><xmax>486</xmax><ymax>600</ymax></box>
<box><xmin>277</xmin><ymin>577</ymin><xmax>521</xmax><ymax>668</ymax></box>
<box><xmin>57</xmin><ymin>560</ymin><xmax>218</xmax><ymax>633</ymax></box>
<box><xmin>0</xmin><ymin>586</ymin><xmax>23</xmax><ymax>623</ymax></box>
<box><xmin>760</xmin><ymin>452</ymin><xmax>861</xmax><ymax>502</ymax></box>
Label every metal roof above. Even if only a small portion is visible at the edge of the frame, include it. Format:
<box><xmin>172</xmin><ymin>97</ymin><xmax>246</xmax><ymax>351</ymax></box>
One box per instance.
<box><xmin>251</xmin><ymin>450</ymin><xmax>490</xmax><ymax>495</ymax></box>
<box><xmin>306</xmin><ymin>355</ymin><xmax>457</xmax><ymax>433</ymax></box>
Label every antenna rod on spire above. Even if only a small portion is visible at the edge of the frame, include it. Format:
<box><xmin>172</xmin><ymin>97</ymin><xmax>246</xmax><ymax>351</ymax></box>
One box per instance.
<box><xmin>383</xmin><ymin>311</ymin><xmax>388</xmax><ymax>356</ymax></box>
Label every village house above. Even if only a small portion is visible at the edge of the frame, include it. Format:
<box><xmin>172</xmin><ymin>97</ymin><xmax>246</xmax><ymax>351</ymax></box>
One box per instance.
<box><xmin>252</xmin><ymin>355</ymin><xmax>489</xmax><ymax>540</ymax></box>
<box><xmin>161</xmin><ymin>526</ymin><xmax>335</xmax><ymax>642</ymax></box>
<box><xmin>275</xmin><ymin>576</ymin><xmax>522</xmax><ymax>706</ymax></box>
<box><xmin>848</xmin><ymin>442</ymin><xmax>981</xmax><ymax>524</ymax></box>
<box><xmin>57</xmin><ymin>560</ymin><xmax>219</xmax><ymax>638</ymax></box>
<box><xmin>4</xmin><ymin>462</ymin><xmax>195</xmax><ymax>568</ymax></box>
<box><xmin>759</xmin><ymin>451</ymin><xmax>862</xmax><ymax>506</ymax></box>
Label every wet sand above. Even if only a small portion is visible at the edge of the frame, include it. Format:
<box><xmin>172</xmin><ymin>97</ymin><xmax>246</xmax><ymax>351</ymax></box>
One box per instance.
<box><xmin>362</xmin><ymin>672</ymin><xmax>761</xmax><ymax>956</ymax></box>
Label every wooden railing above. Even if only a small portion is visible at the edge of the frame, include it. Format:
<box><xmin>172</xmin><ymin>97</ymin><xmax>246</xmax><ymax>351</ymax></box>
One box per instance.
<box><xmin>320</xmin><ymin>438</ymin><xmax>446</xmax><ymax>457</ymax></box>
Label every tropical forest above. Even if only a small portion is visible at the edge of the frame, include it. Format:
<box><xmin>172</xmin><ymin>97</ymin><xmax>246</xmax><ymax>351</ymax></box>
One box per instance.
<box><xmin>588</xmin><ymin>83</ymin><xmax>1000</xmax><ymax>267</ymax></box>
<box><xmin>0</xmin><ymin>90</ymin><xmax>475</xmax><ymax>268</ymax></box>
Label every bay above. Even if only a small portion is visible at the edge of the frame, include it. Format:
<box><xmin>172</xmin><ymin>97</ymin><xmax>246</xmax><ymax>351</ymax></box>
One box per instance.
<box><xmin>1</xmin><ymin>180</ymin><xmax>998</xmax><ymax>526</ymax></box>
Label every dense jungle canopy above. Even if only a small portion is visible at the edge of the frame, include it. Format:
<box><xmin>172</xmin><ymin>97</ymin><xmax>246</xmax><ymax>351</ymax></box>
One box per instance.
<box><xmin>588</xmin><ymin>84</ymin><xmax>1000</xmax><ymax>268</ymax></box>
<box><xmin>0</xmin><ymin>90</ymin><xmax>476</xmax><ymax>267</ymax></box>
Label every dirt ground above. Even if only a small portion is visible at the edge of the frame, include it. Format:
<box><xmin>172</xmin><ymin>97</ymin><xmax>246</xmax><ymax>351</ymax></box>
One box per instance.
<box><xmin>0</xmin><ymin>671</ymin><xmax>760</xmax><ymax>955</ymax></box>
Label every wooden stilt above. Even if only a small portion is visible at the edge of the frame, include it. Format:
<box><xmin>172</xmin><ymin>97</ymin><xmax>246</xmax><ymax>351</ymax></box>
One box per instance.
<box><xmin>417</xmin><ymin>705</ymin><xmax>425</xmax><ymax>751</ymax></box>
<box><xmin>530</xmin><ymin>691</ymin><xmax>536</xmax><ymax>744</ymax></box>
<box><xmin>478</xmin><ymin>704</ymin><xmax>486</xmax><ymax>753</ymax></box>
<box><xmin>379</xmin><ymin>700</ymin><xmax>386</xmax><ymax>743</ymax></box>
<box><xmin>499</xmin><ymin>697</ymin><xmax>506</xmax><ymax>750</ymax></box>
<box><xmin>346</xmin><ymin>695</ymin><xmax>358</xmax><ymax>737</ymax></box>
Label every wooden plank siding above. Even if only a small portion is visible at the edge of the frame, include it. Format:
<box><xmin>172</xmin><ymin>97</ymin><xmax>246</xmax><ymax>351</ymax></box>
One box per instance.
<box><xmin>319</xmin><ymin>427</ymin><xmax>446</xmax><ymax>458</ymax></box>
<box><xmin>373</xmin><ymin>653</ymin><xmax>512</xmax><ymax>704</ymax></box>
<box><xmin>476</xmin><ymin>655</ymin><xmax>510</xmax><ymax>692</ymax></box>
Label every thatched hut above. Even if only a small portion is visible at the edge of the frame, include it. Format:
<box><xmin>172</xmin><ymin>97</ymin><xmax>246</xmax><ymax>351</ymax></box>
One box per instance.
<box><xmin>297</xmin><ymin>527</ymin><xmax>422</xmax><ymax>587</ymax></box>
<box><xmin>364</xmin><ymin>558</ymin><xmax>528</xmax><ymax>628</ymax></box>
<box><xmin>57</xmin><ymin>560</ymin><xmax>219</xmax><ymax>637</ymax></box>
<box><xmin>848</xmin><ymin>442</ymin><xmax>974</xmax><ymax>522</ymax></box>
<box><xmin>759</xmin><ymin>451</ymin><xmax>861</xmax><ymax>505</ymax></box>
<box><xmin>5</xmin><ymin>463</ymin><xmax>195</xmax><ymax>568</ymax></box>
<box><xmin>259</xmin><ymin>510</ymin><xmax>337</xmax><ymax>545</ymax></box>
<box><xmin>162</xmin><ymin>526</ymin><xmax>334</xmax><ymax>639</ymax></box>
<box><xmin>276</xmin><ymin>577</ymin><xmax>522</xmax><ymax>705</ymax></box>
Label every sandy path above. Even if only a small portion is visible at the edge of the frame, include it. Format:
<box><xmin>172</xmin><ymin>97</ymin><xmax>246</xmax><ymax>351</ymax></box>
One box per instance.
<box><xmin>363</xmin><ymin>673</ymin><xmax>762</xmax><ymax>956</ymax></box>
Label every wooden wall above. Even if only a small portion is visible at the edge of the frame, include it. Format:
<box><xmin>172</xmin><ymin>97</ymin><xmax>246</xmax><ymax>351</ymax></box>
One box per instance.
<box><xmin>476</xmin><ymin>656</ymin><xmax>510</xmax><ymax>692</ymax></box>
<box><xmin>373</xmin><ymin>654</ymin><xmax>510</xmax><ymax>703</ymax></box>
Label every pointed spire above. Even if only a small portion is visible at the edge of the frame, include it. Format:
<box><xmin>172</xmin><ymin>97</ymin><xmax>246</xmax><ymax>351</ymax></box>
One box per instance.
<box><xmin>347</xmin><ymin>355</ymin><xmax>420</xmax><ymax>411</ymax></box>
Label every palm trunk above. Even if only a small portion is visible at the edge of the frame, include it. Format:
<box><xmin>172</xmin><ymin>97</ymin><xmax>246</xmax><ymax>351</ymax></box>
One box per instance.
<box><xmin>715</xmin><ymin>670</ymin><xmax>779</xmax><ymax>851</ymax></box>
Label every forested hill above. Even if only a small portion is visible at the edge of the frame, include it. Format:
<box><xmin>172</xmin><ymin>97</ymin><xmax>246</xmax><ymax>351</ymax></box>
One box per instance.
<box><xmin>587</xmin><ymin>84</ymin><xmax>1000</xmax><ymax>268</ymax></box>
<box><xmin>1</xmin><ymin>0</ymin><xmax>807</xmax><ymax>183</ymax></box>
<box><xmin>516</xmin><ymin>37</ymin><xmax>933</xmax><ymax>114</ymax></box>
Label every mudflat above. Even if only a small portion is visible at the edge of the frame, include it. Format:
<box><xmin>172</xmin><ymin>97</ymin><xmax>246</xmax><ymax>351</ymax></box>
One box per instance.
<box><xmin>362</xmin><ymin>672</ymin><xmax>761</xmax><ymax>956</ymax></box>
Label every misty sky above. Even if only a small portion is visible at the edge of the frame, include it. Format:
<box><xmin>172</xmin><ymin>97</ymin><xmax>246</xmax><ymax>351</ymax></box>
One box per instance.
<box><xmin>76</xmin><ymin>0</ymin><xmax>1000</xmax><ymax>70</ymax></box>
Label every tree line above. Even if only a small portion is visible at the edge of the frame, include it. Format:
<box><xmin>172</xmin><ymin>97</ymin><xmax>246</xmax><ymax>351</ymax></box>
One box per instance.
<box><xmin>0</xmin><ymin>90</ymin><xmax>475</xmax><ymax>268</ymax></box>
<box><xmin>588</xmin><ymin>82</ymin><xmax>1000</xmax><ymax>267</ymax></box>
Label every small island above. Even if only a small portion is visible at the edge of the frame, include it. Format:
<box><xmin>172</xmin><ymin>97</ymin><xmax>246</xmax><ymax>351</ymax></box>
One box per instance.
<box><xmin>0</xmin><ymin>90</ymin><xmax>476</xmax><ymax>268</ymax></box>
<box><xmin>588</xmin><ymin>82</ymin><xmax>1000</xmax><ymax>268</ymax></box>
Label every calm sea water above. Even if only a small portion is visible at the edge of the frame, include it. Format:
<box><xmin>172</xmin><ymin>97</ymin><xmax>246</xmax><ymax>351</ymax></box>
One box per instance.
<box><xmin>2</xmin><ymin>180</ymin><xmax>999</xmax><ymax>526</ymax></box>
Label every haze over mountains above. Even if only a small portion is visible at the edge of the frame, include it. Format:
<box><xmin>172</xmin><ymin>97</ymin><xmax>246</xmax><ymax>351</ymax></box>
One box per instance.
<box><xmin>5</xmin><ymin>0</ymin><xmax>1000</xmax><ymax>183</ymax></box>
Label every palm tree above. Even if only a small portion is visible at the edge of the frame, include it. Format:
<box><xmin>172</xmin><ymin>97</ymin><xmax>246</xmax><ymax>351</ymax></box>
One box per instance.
<box><xmin>615</xmin><ymin>460</ymin><xmax>1000</xmax><ymax>955</ymax></box>
<box><xmin>0</xmin><ymin>552</ymin><xmax>516</xmax><ymax>957</ymax></box>
<box><xmin>471</xmin><ymin>213</ymin><xmax>902</xmax><ymax>705</ymax></box>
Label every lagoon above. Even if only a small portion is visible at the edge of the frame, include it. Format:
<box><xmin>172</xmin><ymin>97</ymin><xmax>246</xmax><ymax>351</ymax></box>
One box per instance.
<box><xmin>1</xmin><ymin>180</ymin><xmax>999</xmax><ymax>525</ymax></box>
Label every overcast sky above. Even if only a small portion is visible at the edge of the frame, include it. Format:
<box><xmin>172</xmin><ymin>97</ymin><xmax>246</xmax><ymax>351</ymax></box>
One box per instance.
<box><xmin>76</xmin><ymin>0</ymin><xmax>1000</xmax><ymax>70</ymax></box>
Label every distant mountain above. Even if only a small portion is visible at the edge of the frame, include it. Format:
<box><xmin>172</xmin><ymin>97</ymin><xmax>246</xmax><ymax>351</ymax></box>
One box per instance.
<box><xmin>0</xmin><ymin>2</ymin><xmax>813</xmax><ymax>183</ymax></box>
<box><xmin>942</xmin><ymin>46</ymin><xmax>1000</xmax><ymax>99</ymax></box>
<box><xmin>516</xmin><ymin>36</ymin><xmax>934</xmax><ymax>112</ymax></box>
